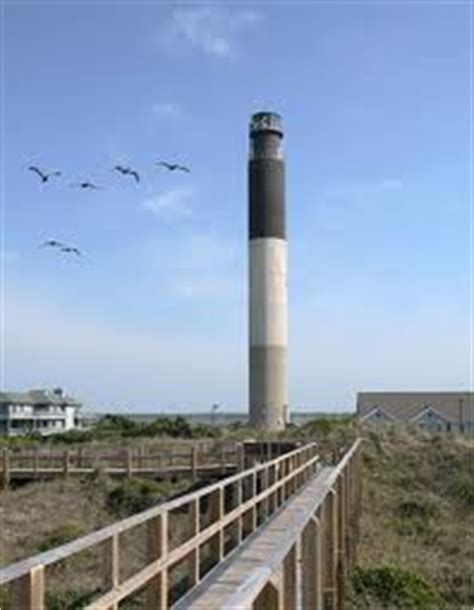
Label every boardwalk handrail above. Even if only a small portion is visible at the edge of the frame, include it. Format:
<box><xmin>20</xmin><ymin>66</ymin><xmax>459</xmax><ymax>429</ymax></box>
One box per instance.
<box><xmin>0</xmin><ymin>441</ymin><xmax>319</xmax><ymax>609</ymax></box>
<box><xmin>0</xmin><ymin>441</ymin><xmax>297</xmax><ymax>486</ymax></box>
<box><xmin>0</xmin><ymin>442</ymin><xmax>241</xmax><ymax>485</ymax></box>
<box><xmin>178</xmin><ymin>438</ymin><xmax>363</xmax><ymax>610</ymax></box>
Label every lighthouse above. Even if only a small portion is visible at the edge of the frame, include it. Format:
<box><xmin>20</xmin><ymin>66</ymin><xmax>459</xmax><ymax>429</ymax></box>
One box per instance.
<box><xmin>248</xmin><ymin>112</ymin><xmax>288</xmax><ymax>431</ymax></box>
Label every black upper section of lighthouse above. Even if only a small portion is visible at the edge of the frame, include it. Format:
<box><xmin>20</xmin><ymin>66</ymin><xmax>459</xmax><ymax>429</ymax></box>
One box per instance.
<box><xmin>248</xmin><ymin>112</ymin><xmax>286</xmax><ymax>240</ymax></box>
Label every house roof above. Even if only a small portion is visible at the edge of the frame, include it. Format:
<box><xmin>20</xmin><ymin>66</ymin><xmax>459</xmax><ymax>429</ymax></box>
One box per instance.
<box><xmin>0</xmin><ymin>389</ymin><xmax>81</xmax><ymax>407</ymax></box>
<box><xmin>357</xmin><ymin>392</ymin><xmax>473</xmax><ymax>423</ymax></box>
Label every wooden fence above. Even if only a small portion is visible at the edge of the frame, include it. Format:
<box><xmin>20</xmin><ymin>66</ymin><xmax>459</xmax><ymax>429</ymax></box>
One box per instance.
<box><xmin>0</xmin><ymin>441</ymin><xmax>301</xmax><ymax>488</ymax></box>
<box><xmin>0</xmin><ymin>442</ymin><xmax>320</xmax><ymax>609</ymax></box>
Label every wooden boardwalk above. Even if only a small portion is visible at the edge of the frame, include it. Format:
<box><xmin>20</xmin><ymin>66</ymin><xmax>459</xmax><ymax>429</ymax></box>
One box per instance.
<box><xmin>0</xmin><ymin>440</ymin><xmax>362</xmax><ymax>609</ymax></box>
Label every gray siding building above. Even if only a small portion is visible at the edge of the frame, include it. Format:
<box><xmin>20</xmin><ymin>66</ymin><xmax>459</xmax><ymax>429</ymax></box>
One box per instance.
<box><xmin>0</xmin><ymin>388</ymin><xmax>81</xmax><ymax>437</ymax></box>
<box><xmin>357</xmin><ymin>391</ymin><xmax>473</xmax><ymax>434</ymax></box>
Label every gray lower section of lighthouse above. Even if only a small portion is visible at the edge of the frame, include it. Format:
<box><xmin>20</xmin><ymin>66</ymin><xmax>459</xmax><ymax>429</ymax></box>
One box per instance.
<box><xmin>248</xmin><ymin>111</ymin><xmax>288</xmax><ymax>431</ymax></box>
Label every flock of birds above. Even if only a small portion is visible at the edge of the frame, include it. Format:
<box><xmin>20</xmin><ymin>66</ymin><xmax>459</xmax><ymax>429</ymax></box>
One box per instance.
<box><xmin>29</xmin><ymin>160</ymin><xmax>191</xmax><ymax>257</ymax></box>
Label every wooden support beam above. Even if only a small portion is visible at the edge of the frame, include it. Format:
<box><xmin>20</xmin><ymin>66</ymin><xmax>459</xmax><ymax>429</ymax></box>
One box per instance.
<box><xmin>310</xmin><ymin>515</ymin><xmax>323</xmax><ymax>610</ymax></box>
<box><xmin>189</xmin><ymin>498</ymin><xmax>200</xmax><ymax>584</ymax></box>
<box><xmin>251</xmin><ymin>473</ymin><xmax>258</xmax><ymax>531</ymax></box>
<box><xmin>295</xmin><ymin>537</ymin><xmax>303</xmax><ymax>610</ymax></box>
<box><xmin>11</xmin><ymin>565</ymin><xmax>45</xmax><ymax>610</ymax></box>
<box><xmin>103</xmin><ymin>533</ymin><xmax>120</xmax><ymax>610</ymax></box>
<box><xmin>336</xmin><ymin>474</ymin><xmax>346</xmax><ymax>610</ymax></box>
<box><xmin>283</xmin><ymin>543</ymin><xmax>298</xmax><ymax>610</ymax></box>
<box><xmin>63</xmin><ymin>450</ymin><xmax>70</xmax><ymax>477</ymax></box>
<box><xmin>323</xmin><ymin>488</ymin><xmax>338</xmax><ymax>610</ymax></box>
<box><xmin>237</xmin><ymin>443</ymin><xmax>245</xmax><ymax>472</ymax></box>
<box><xmin>261</xmin><ymin>467</ymin><xmax>269</xmax><ymax>519</ymax></box>
<box><xmin>191</xmin><ymin>446</ymin><xmax>198</xmax><ymax>483</ymax></box>
<box><xmin>125</xmin><ymin>448</ymin><xmax>133</xmax><ymax>478</ymax></box>
<box><xmin>209</xmin><ymin>488</ymin><xmax>224</xmax><ymax>560</ymax></box>
<box><xmin>220</xmin><ymin>447</ymin><xmax>226</xmax><ymax>476</ymax></box>
<box><xmin>254</xmin><ymin>579</ymin><xmax>283</xmax><ymax>610</ymax></box>
<box><xmin>236</xmin><ymin>480</ymin><xmax>243</xmax><ymax>543</ymax></box>
<box><xmin>146</xmin><ymin>512</ymin><xmax>168</xmax><ymax>609</ymax></box>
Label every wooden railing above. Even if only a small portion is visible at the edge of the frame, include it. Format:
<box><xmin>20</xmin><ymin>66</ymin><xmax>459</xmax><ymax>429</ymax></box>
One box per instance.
<box><xmin>177</xmin><ymin>438</ymin><xmax>363</xmax><ymax>610</ymax></box>
<box><xmin>0</xmin><ymin>443</ymin><xmax>238</xmax><ymax>488</ymax></box>
<box><xmin>0</xmin><ymin>442</ymin><xmax>319</xmax><ymax>609</ymax></box>
<box><xmin>0</xmin><ymin>441</ymin><xmax>300</xmax><ymax>488</ymax></box>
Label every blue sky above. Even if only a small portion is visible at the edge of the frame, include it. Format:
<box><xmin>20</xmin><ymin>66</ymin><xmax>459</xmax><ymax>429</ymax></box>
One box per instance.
<box><xmin>2</xmin><ymin>1</ymin><xmax>472</xmax><ymax>413</ymax></box>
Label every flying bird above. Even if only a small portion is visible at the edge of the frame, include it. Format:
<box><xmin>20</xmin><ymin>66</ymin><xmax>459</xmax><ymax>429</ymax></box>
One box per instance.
<box><xmin>114</xmin><ymin>165</ymin><xmax>140</xmax><ymax>183</ymax></box>
<box><xmin>28</xmin><ymin>166</ymin><xmax>61</xmax><ymax>183</ymax></box>
<box><xmin>41</xmin><ymin>240</ymin><xmax>66</xmax><ymax>248</ymax></box>
<box><xmin>61</xmin><ymin>246</ymin><xmax>82</xmax><ymax>256</ymax></box>
<box><xmin>156</xmin><ymin>161</ymin><xmax>190</xmax><ymax>173</ymax></box>
<box><xmin>72</xmin><ymin>181</ymin><xmax>102</xmax><ymax>190</ymax></box>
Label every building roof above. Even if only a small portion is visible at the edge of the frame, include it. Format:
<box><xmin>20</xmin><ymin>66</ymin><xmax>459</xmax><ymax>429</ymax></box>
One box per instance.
<box><xmin>357</xmin><ymin>392</ymin><xmax>473</xmax><ymax>423</ymax></box>
<box><xmin>0</xmin><ymin>388</ymin><xmax>81</xmax><ymax>407</ymax></box>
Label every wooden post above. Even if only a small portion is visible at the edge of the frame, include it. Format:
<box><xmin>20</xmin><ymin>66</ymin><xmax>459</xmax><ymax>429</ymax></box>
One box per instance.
<box><xmin>220</xmin><ymin>446</ymin><xmax>226</xmax><ymax>476</ymax></box>
<box><xmin>252</xmin><ymin>472</ymin><xmax>258</xmax><ymax>531</ymax></box>
<box><xmin>323</xmin><ymin>488</ymin><xmax>338</xmax><ymax>610</ymax></box>
<box><xmin>261</xmin><ymin>466</ymin><xmax>269</xmax><ymax>520</ymax></box>
<box><xmin>336</xmin><ymin>474</ymin><xmax>346</xmax><ymax>610</ymax></box>
<box><xmin>237</xmin><ymin>442</ymin><xmax>245</xmax><ymax>472</ymax></box>
<box><xmin>191</xmin><ymin>446</ymin><xmax>198</xmax><ymax>483</ymax></box>
<box><xmin>34</xmin><ymin>449</ymin><xmax>40</xmax><ymax>476</ymax></box>
<box><xmin>308</xmin><ymin>515</ymin><xmax>323</xmax><ymax>610</ymax></box>
<box><xmin>126</xmin><ymin>448</ymin><xmax>133</xmax><ymax>477</ymax></box>
<box><xmin>2</xmin><ymin>447</ymin><xmax>10</xmax><ymax>490</ymax></box>
<box><xmin>302</xmin><ymin>521</ymin><xmax>316</xmax><ymax>610</ymax></box>
<box><xmin>11</xmin><ymin>565</ymin><xmax>45</xmax><ymax>610</ymax></box>
<box><xmin>146</xmin><ymin>511</ymin><xmax>168</xmax><ymax>609</ymax></box>
<box><xmin>209</xmin><ymin>487</ymin><xmax>224</xmax><ymax>560</ymax></box>
<box><xmin>189</xmin><ymin>498</ymin><xmax>200</xmax><ymax>584</ymax></box>
<box><xmin>254</xmin><ymin>578</ymin><xmax>284</xmax><ymax>610</ymax></box>
<box><xmin>295</xmin><ymin>537</ymin><xmax>303</xmax><ymax>610</ymax></box>
<box><xmin>283</xmin><ymin>543</ymin><xmax>298</xmax><ymax>610</ymax></box>
<box><xmin>237</xmin><ymin>479</ymin><xmax>244</xmax><ymax>543</ymax></box>
<box><xmin>103</xmin><ymin>533</ymin><xmax>120</xmax><ymax>609</ymax></box>
<box><xmin>63</xmin><ymin>450</ymin><xmax>70</xmax><ymax>477</ymax></box>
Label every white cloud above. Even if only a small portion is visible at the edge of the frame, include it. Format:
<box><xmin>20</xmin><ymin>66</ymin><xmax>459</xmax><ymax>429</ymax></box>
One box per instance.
<box><xmin>142</xmin><ymin>187</ymin><xmax>194</xmax><ymax>222</ymax></box>
<box><xmin>163</xmin><ymin>7</ymin><xmax>262</xmax><ymax>58</ymax></box>
<box><xmin>152</xmin><ymin>101</ymin><xmax>182</xmax><ymax>118</ymax></box>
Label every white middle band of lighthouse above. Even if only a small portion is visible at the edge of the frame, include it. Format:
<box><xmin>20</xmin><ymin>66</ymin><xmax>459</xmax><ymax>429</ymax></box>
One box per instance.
<box><xmin>249</xmin><ymin>238</ymin><xmax>287</xmax><ymax>347</ymax></box>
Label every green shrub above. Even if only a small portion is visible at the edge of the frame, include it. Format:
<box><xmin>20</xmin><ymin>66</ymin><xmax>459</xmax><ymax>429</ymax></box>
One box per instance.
<box><xmin>191</xmin><ymin>423</ymin><xmax>221</xmax><ymax>439</ymax></box>
<box><xmin>142</xmin><ymin>416</ymin><xmax>192</xmax><ymax>439</ymax></box>
<box><xmin>45</xmin><ymin>587</ymin><xmax>100</xmax><ymax>610</ymax></box>
<box><xmin>447</xmin><ymin>472</ymin><xmax>474</xmax><ymax>508</ymax></box>
<box><xmin>0</xmin><ymin>585</ymin><xmax>10</xmax><ymax>610</ymax></box>
<box><xmin>351</xmin><ymin>565</ymin><xmax>442</xmax><ymax>609</ymax></box>
<box><xmin>395</xmin><ymin>496</ymin><xmax>438</xmax><ymax>520</ymax></box>
<box><xmin>106</xmin><ymin>478</ymin><xmax>168</xmax><ymax>517</ymax></box>
<box><xmin>48</xmin><ymin>429</ymin><xmax>94</xmax><ymax>444</ymax></box>
<box><xmin>37</xmin><ymin>523</ymin><xmax>86</xmax><ymax>552</ymax></box>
